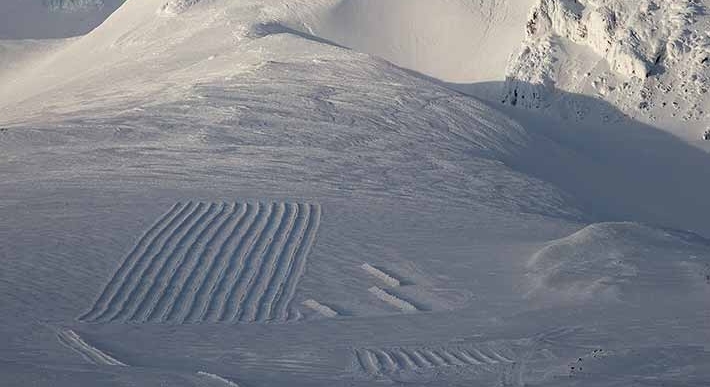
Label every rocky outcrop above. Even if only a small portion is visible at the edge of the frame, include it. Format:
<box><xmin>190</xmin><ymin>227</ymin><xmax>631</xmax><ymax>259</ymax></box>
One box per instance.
<box><xmin>504</xmin><ymin>0</ymin><xmax>710</xmax><ymax>123</ymax></box>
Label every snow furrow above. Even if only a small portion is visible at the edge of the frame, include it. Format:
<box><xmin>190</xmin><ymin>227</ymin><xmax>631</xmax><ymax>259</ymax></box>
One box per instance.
<box><xmin>255</xmin><ymin>203</ymin><xmax>307</xmax><ymax>322</ymax></box>
<box><xmin>79</xmin><ymin>202</ymin><xmax>183</xmax><ymax>322</ymax></box>
<box><xmin>128</xmin><ymin>202</ymin><xmax>218</xmax><ymax>322</ymax></box>
<box><xmin>114</xmin><ymin>201</ymin><xmax>210</xmax><ymax>322</ymax></box>
<box><xmin>160</xmin><ymin>202</ymin><xmax>239</xmax><ymax>323</ymax></box>
<box><xmin>94</xmin><ymin>201</ymin><xmax>198</xmax><ymax>322</ymax></box>
<box><xmin>272</xmin><ymin>203</ymin><xmax>322</xmax><ymax>321</ymax></box>
<box><xmin>145</xmin><ymin>202</ymin><xmax>230</xmax><ymax>322</ymax></box>
<box><xmin>220</xmin><ymin>202</ymin><xmax>282</xmax><ymax>322</ymax></box>
<box><xmin>204</xmin><ymin>202</ymin><xmax>273</xmax><ymax>322</ymax></box>
<box><xmin>357</xmin><ymin>344</ymin><xmax>512</xmax><ymax>375</ymax></box>
<box><xmin>356</xmin><ymin>349</ymin><xmax>380</xmax><ymax>375</ymax></box>
<box><xmin>236</xmin><ymin>202</ymin><xmax>294</xmax><ymax>322</ymax></box>
<box><xmin>181</xmin><ymin>202</ymin><xmax>256</xmax><ymax>323</ymax></box>
<box><xmin>390</xmin><ymin>348</ymin><xmax>418</xmax><ymax>370</ymax></box>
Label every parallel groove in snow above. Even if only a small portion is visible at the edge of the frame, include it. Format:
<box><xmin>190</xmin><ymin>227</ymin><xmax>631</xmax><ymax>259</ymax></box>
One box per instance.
<box><xmin>80</xmin><ymin>201</ymin><xmax>321</xmax><ymax>324</ymax></box>
<box><xmin>356</xmin><ymin>344</ymin><xmax>515</xmax><ymax>375</ymax></box>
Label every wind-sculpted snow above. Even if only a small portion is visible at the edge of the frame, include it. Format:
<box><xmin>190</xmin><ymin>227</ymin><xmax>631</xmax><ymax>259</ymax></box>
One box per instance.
<box><xmin>528</xmin><ymin>222</ymin><xmax>710</xmax><ymax>302</ymax></box>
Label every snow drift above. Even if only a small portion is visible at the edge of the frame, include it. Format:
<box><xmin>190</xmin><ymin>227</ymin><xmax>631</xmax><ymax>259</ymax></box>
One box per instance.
<box><xmin>527</xmin><ymin>222</ymin><xmax>710</xmax><ymax>302</ymax></box>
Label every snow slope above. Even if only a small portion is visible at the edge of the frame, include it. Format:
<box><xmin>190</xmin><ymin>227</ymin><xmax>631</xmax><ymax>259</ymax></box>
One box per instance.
<box><xmin>1</xmin><ymin>1</ymin><xmax>709</xmax><ymax>386</ymax></box>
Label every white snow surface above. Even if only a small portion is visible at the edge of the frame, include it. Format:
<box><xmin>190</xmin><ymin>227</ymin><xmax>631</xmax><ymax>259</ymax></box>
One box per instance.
<box><xmin>1</xmin><ymin>1</ymin><xmax>709</xmax><ymax>386</ymax></box>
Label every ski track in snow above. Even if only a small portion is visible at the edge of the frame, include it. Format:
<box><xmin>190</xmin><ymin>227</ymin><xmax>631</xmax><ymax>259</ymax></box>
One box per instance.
<box><xmin>355</xmin><ymin>344</ymin><xmax>515</xmax><ymax>375</ymax></box>
<box><xmin>80</xmin><ymin>201</ymin><xmax>321</xmax><ymax>324</ymax></box>
<box><xmin>56</xmin><ymin>329</ymin><xmax>126</xmax><ymax>366</ymax></box>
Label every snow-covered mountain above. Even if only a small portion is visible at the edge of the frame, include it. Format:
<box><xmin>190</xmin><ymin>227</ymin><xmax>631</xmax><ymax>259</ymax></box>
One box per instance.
<box><xmin>1</xmin><ymin>1</ymin><xmax>709</xmax><ymax>387</ymax></box>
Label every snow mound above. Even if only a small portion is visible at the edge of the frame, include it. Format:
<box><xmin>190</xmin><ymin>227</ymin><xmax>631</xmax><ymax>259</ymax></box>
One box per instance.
<box><xmin>505</xmin><ymin>0</ymin><xmax>710</xmax><ymax>125</ymax></box>
<box><xmin>527</xmin><ymin>222</ymin><xmax>710</xmax><ymax>302</ymax></box>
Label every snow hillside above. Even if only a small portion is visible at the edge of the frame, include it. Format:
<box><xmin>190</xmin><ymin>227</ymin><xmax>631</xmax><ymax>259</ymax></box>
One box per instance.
<box><xmin>1</xmin><ymin>1</ymin><xmax>710</xmax><ymax>387</ymax></box>
<box><xmin>177</xmin><ymin>0</ymin><xmax>710</xmax><ymax>141</ymax></box>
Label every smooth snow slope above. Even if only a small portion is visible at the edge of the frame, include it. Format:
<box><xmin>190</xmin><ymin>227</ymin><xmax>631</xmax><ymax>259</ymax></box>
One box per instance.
<box><xmin>284</xmin><ymin>0</ymin><xmax>537</xmax><ymax>83</ymax></box>
<box><xmin>1</xmin><ymin>1</ymin><xmax>709</xmax><ymax>386</ymax></box>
